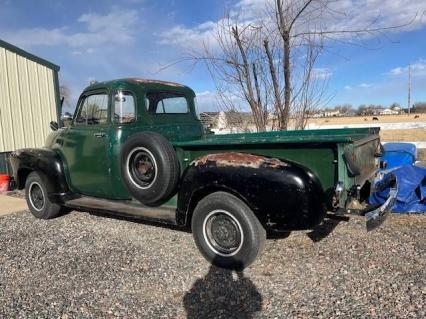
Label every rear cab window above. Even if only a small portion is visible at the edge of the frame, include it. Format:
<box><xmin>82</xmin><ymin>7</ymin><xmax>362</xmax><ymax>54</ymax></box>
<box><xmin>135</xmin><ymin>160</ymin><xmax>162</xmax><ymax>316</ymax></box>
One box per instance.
<box><xmin>145</xmin><ymin>92</ymin><xmax>189</xmax><ymax>114</ymax></box>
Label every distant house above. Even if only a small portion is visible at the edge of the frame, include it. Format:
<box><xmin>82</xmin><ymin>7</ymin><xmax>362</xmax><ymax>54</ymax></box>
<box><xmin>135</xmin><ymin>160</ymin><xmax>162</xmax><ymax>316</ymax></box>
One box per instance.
<box><xmin>311</xmin><ymin>112</ymin><xmax>324</xmax><ymax>118</ymax></box>
<box><xmin>380</xmin><ymin>108</ymin><xmax>399</xmax><ymax>115</ymax></box>
<box><xmin>323</xmin><ymin>110</ymin><xmax>341</xmax><ymax>117</ymax></box>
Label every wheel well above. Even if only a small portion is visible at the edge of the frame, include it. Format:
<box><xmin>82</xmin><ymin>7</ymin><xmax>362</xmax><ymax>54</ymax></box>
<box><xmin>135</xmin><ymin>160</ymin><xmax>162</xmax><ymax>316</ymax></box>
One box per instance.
<box><xmin>184</xmin><ymin>185</ymin><xmax>256</xmax><ymax>229</ymax></box>
<box><xmin>17</xmin><ymin>168</ymin><xmax>32</xmax><ymax>189</ymax></box>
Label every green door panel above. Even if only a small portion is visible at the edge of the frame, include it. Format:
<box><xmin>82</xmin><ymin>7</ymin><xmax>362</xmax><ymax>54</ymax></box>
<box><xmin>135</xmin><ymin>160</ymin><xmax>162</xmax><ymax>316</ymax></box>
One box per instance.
<box><xmin>59</xmin><ymin>125</ymin><xmax>111</xmax><ymax>196</ymax></box>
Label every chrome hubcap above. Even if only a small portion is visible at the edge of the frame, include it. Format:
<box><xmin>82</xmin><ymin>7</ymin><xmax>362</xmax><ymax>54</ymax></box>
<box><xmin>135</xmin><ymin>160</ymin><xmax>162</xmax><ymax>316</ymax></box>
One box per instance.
<box><xmin>127</xmin><ymin>147</ymin><xmax>157</xmax><ymax>189</ymax></box>
<box><xmin>29</xmin><ymin>182</ymin><xmax>45</xmax><ymax>211</ymax></box>
<box><xmin>203</xmin><ymin>210</ymin><xmax>244</xmax><ymax>256</ymax></box>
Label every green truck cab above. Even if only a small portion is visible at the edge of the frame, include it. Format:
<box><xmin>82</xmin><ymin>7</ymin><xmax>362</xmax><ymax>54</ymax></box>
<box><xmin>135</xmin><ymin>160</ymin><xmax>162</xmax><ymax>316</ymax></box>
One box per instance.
<box><xmin>9</xmin><ymin>78</ymin><xmax>394</xmax><ymax>270</ymax></box>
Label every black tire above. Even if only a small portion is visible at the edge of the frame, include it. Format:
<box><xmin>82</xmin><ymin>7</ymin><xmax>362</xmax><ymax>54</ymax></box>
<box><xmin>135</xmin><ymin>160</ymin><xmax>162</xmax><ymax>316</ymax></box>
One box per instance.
<box><xmin>121</xmin><ymin>132</ymin><xmax>180</xmax><ymax>206</ymax></box>
<box><xmin>25</xmin><ymin>171</ymin><xmax>61</xmax><ymax>219</ymax></box>
<box><xmin>192</xmin><ymin>191</ymin><xmax>266</xmax><ymax>270</ymax></box>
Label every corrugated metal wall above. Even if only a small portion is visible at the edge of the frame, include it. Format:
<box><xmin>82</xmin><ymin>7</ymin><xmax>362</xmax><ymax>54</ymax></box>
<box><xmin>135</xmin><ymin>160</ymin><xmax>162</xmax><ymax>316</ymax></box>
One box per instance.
<box><xmin>0</xmin><ymin>46</ymin><xmax>58</xmax><ymax>153</ymax></box>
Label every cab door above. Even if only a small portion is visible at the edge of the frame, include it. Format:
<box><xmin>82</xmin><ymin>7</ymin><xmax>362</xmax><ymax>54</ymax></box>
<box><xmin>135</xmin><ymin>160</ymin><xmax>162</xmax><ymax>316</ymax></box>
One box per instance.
<box><xmin>60</xmin><ymin>91</ymin><xmax>112</xmax><ymax>197</ymax></box>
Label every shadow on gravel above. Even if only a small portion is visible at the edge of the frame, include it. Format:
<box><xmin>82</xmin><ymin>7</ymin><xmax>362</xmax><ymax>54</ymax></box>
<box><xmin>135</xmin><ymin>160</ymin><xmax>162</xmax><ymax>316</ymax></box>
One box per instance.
<box><xmin>267</xmin><ymin>230</ymin><xmax>291</xmax><ymax>239</ymax></box>
<box><xmin>307</xmin><ymin>214</ymin><xmax>350</xmax><ymax>242</ymax></box>
<box><xmin>183</xmin><ymin>264</ymin><xmax>263</xmax><ymax>319</ymax></box>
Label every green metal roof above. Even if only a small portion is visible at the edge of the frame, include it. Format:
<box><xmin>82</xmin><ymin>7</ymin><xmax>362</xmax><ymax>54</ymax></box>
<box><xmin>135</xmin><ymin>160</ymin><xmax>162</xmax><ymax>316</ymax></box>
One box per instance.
<box><xmin>0</xmin><ymin>39</ymin><xmax>60</xmax><ymax>72</ymax></box>
<box><xmin>83</xmin><ymin>78</ymin><xmax>195</xmax><ymax>96</ymax></box>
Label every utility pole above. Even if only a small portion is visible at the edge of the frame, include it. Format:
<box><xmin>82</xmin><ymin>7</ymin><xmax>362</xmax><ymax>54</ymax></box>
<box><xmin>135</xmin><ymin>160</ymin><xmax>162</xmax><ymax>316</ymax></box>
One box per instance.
<box><xmin>408</xmin><ymin>64</ymin><xmax>411</xmax><ymax>115</ymax></box>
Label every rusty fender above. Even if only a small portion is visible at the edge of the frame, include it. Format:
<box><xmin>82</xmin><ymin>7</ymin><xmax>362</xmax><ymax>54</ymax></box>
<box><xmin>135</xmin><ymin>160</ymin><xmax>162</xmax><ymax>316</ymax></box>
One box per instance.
<box><xmin>177</xmin><ymin>152</ymin><xmax>326</xmax><ymax>231</ymax></box>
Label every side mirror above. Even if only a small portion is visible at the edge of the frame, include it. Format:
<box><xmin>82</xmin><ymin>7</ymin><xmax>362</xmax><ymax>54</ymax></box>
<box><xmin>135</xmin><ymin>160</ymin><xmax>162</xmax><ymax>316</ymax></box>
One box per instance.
<box><xmin>50</xmin><ymin>121</ymin><xmax>59</xmax><ymax>131</ymax></box>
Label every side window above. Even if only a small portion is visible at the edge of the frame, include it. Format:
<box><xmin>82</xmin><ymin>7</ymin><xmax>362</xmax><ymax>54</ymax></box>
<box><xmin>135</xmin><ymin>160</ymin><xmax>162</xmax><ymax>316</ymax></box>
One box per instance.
<box><xmin>113</xmin><ymin>91</ymin><xmax>136</xmax><ymax>124</ymax></box>
<box><xmin>146</xmin><ymin>92</ymin><xmax>189</xmax><ymax>114</ymax></box>
<box><xmin>75</xmin><ymin>94</ymin><xmax>109</xmax><ymax>125</ymax></box>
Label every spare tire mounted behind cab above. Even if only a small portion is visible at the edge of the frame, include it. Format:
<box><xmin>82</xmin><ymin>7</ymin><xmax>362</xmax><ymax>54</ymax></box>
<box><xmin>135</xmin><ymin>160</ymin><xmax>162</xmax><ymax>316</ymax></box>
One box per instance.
<box><xmin>120</xmin><ymin>132</ymin><xmax>180</xmax><ymax>206</ymax></box>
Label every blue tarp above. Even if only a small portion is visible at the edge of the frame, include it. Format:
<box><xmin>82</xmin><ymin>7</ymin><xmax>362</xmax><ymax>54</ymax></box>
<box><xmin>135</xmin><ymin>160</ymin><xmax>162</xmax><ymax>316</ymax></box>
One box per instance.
<box><xmin>381</xmin><ymin>142</ymin><xmax>416</xmax><ymax>169</ymax></box>
<box><xmin>369</xmin><ymin>164</ymin><xmax>426</xmax><ymax>213</ymax></box>
<box><xmin>369</xmin><ymin>142</ymin><xmax>425</xmax><ymax>213</ymax></box>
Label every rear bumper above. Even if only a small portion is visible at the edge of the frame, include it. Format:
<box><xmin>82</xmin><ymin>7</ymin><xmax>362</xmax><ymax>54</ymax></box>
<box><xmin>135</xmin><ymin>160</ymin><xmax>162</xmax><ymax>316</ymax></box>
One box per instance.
<box><xmin>364</xmin><ymin>188</ymin><xmax>397</xmax><ymax>231</ymax></box>
<box><xmin>334</xmin><ymin>169</ymin><xmax>397</xmax><ymax>231</ymax></box>
<box><xmin>362</xmin><ymin>170</ymin><xmax>398</xmax><ymax>230</ymax></box>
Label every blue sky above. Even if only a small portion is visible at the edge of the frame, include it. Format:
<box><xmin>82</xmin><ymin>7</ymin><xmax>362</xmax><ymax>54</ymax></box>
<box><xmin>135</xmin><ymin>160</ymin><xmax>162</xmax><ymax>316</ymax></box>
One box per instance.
<box><xmin>1</xmin><ymin>0</ymin><xmax>426</xmax><ymax>113</ymax></box>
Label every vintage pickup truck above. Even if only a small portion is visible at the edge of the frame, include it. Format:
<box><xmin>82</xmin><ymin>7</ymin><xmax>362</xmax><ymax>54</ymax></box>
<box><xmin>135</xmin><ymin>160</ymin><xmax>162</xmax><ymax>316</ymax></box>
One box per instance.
<box><xmin>9</xmin><ymin>78</ymin><xmax>395</xmax><ymax>270</ymax></box>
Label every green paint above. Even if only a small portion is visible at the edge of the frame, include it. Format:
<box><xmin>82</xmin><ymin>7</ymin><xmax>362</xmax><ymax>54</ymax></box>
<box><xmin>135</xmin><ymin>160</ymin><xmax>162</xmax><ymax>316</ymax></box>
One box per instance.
<box><xmin>46</xmin><ymin>79</ymin><xmax>379</xmax><ymax>203</ymax></box>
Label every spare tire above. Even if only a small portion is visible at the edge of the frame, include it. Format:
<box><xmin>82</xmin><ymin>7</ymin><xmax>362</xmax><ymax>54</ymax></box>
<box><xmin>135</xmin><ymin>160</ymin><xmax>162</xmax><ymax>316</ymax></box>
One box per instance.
<box><xmin>121</xmin><ymin>132</ymin><xmax>180</xmax><ymax>206</ymax></box>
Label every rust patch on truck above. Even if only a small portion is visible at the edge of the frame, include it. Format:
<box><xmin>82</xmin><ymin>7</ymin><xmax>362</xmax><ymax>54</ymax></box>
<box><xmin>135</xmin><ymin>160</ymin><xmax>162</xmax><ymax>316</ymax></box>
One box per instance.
<box><xmin>192</xmin><ymin>152</ymin><xmax>288</xmax><ymax>169</ymax></box>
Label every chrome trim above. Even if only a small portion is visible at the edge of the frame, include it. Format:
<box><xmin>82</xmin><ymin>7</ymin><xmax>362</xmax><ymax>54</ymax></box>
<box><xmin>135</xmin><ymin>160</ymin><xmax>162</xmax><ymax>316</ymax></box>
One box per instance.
<box><xmin>28</xmin><ymin>181</ymin><xmax>45</xmax><ymax>212</ymax></box>
<box><xmin>365</xmin><ymin>188</ymin><xmax>397</xmax><ymax>231</ymax></box>
<box><xmin>125</xmin><ymin>147</ymin><xmax>158</xmax><ymax>190</ymax></box>
<box><xmin>202</xmin><ymin>209</ymin><xmax>244</xmax><ymax>257</ymax></box>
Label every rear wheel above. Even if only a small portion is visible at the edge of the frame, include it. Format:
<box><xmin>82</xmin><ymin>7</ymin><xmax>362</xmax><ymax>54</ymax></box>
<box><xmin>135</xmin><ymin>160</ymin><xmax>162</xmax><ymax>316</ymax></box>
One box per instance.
<box><xmin>25</xmin><ymin>171</ymin><xmax>61</xmax><ymax>219</ymax></box>
<box><xmin>192</xmin><ymin>192</ymin><xmax>266</xmax><ymax>270</ymax></box>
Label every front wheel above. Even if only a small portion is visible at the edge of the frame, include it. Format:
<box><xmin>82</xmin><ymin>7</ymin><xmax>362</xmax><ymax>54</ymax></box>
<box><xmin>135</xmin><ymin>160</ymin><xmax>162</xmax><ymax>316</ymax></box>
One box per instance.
<box><xmin>192</xmin><ymin>192</ymin><xmax>266</xmax><ymax>270</ymax></box>
<box><xmin>25</xmin><ymin>171</ymin><xmax>61</xmax><ymax>219</ymax></box>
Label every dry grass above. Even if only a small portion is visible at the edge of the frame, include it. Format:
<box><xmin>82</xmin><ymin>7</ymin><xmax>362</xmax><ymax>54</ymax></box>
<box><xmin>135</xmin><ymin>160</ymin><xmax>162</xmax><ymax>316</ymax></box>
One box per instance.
<box><xmin>380</xmin><ymin>129</ymin><xmax>426</xmax><ymax>142</ymax></box>
<box><xmin>418</xmin><ymin>149</ymin><xmax>426</xmax><ymax>160</ymax></box>
<box><xmin>303</xmin><ymin>114</ymin><xmax>426</xmax><ymax>143</ymax></box>
<box><xmin>307</xmin><ymin>114</ymin><xmax>425</xmax><ymax>125</ymax></box>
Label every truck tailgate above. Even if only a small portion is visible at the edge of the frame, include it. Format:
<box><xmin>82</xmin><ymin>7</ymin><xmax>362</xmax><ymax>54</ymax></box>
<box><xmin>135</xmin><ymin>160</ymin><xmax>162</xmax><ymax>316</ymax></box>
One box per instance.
<box><xmin>344</xmin><ymin>134</ymin><xmax>380</xmax><ymax>187</ymax></box>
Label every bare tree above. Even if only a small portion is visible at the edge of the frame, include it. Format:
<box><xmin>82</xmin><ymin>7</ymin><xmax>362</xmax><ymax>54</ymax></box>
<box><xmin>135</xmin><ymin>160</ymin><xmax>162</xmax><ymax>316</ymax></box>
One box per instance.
<box><xmin>195</xmin><ymin>16</ymin><xmax>270</xmax><ymax>132</ymax></box>
<box><xmin>182</xmin><ymin>0</ymin><xmax>413</xmax><ymax>132</ymax></box>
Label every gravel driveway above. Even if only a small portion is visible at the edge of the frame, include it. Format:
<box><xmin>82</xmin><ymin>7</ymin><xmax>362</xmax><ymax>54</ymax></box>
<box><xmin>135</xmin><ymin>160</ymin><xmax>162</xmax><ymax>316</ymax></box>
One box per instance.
<box><xmin>0</xmin><ymin>210</ymin><xmax>424</xmax><ymax>318</ymax></box>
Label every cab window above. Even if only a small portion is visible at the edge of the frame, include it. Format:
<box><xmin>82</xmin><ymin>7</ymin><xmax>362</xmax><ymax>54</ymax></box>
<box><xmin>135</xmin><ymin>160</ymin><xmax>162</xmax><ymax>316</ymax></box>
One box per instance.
<box><xmin>145</xmin><ymin>92</ymin><xmax>189</xmax><ymax>114</ymax></box>
<box><xmin>75</xmin><ymin>94</ymin><xmax>109</xmax><ymax>125</ymax></box>
<box><xmin>113</xmin><ymin>91</ymin><xmax>136</xmax><ymax>124</ymax></box>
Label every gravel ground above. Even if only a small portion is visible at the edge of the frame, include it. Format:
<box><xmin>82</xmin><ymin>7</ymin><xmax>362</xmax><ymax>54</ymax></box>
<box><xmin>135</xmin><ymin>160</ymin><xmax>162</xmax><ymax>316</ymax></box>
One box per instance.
<box><xmin>0</xmin><ymin>210</ymin><xmax>424</xmax><ymax>318</ymax></box>
<box><xmin>4</xmin><ymin>190</ymin><xmax>25</xmax><ymax>199</ymax></box>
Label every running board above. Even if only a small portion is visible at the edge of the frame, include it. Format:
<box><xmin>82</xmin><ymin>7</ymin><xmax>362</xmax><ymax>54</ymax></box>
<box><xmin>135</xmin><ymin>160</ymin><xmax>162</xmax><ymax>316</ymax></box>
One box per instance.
<box><xmin>64</xmin><ymin>196</ymin><xmax>177</xmax><ymax>224</ymax></box>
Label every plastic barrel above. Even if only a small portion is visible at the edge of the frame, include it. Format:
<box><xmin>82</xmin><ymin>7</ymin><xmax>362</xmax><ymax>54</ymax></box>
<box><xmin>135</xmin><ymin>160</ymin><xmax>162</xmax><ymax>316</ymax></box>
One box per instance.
<box><xmin>0</xmin><ymin>174</ymin><xmax>10</xmax><ymax>192</ymax></box>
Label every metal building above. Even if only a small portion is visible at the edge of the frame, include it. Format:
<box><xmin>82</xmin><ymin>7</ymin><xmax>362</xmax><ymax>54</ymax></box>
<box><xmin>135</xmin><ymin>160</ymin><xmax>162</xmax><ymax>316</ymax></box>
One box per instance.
<box><xmin>0</xmin><ymin>39</ymin><xmax>60</xmax><ymax>173</ymax></box>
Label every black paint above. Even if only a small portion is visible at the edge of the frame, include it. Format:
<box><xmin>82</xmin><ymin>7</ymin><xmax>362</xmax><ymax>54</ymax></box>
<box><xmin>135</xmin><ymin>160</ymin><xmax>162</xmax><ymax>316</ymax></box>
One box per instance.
<box><xmin>177</xmin><ymin>157</ymin><xmax>326</xmax><ymax>231</ymax></box>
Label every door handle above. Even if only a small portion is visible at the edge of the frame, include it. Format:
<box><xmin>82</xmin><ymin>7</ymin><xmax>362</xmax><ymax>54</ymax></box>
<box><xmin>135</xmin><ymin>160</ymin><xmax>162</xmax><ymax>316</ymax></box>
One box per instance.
<box><xmin>93</xmin><ymin>132</ymin><xmax>106</xmax><ymax>138</ymax></box>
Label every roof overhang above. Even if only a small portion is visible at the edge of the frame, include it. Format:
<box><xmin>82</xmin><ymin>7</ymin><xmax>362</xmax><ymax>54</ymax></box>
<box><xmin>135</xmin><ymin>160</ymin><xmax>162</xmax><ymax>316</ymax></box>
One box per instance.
<box><xmin>0</xmin><ymin>39</ymin><xmax>60</xmax><ymax>72</ymax></box>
